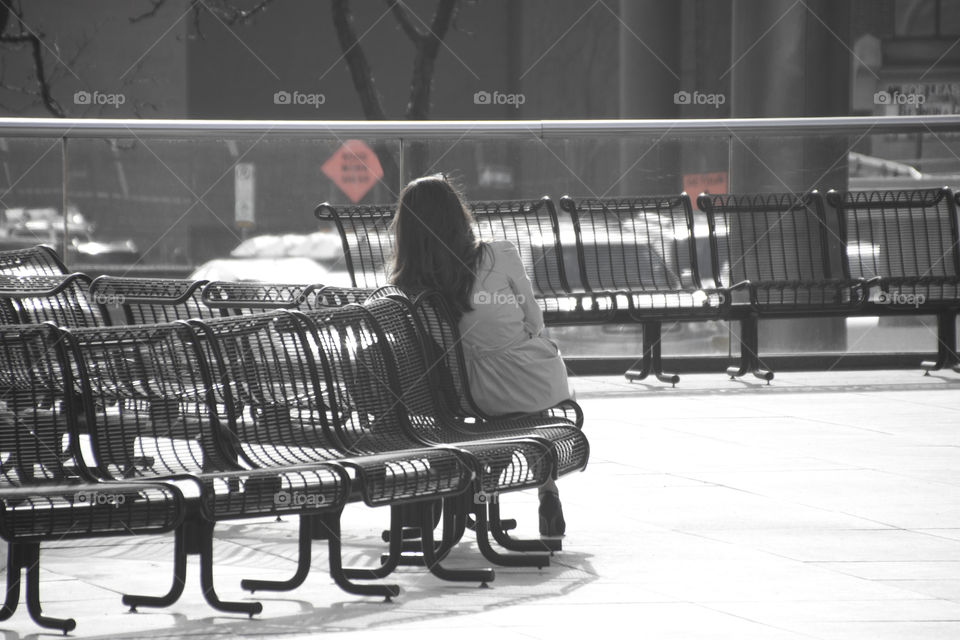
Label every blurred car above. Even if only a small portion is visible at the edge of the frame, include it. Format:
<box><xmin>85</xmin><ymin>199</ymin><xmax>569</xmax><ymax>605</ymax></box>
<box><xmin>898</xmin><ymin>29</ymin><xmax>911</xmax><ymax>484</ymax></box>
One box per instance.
<box><xmin>0</xmin><ymin>206</ymin><xmax>138</xmax><ymax>264</ymax></box>
<box><xmin>189</xmin><ymin>230</ymin><xmax>353</xmax><ymax>285</ymax></box>
<box><xmin>190</xmin><ymin>256</ymin><xmax>352</xmax><ymax>285</ymax></box>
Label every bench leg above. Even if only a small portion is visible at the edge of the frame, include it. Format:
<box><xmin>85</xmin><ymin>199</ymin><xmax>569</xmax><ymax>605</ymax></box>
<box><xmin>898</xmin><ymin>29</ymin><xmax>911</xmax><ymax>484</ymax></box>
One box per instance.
<box><xmin>123</xmin><ymin>526</ymin><xmax>187</xmax><ymax>611</ymax></box>
<box><xmin>241</xmin><ymin>516</ymin><xmax>312</xmax><ymax>592</ymax></box>
<box><xmin>197</xmin><ymin>521</ymin><xmax>263</xmax><ymax>617</ymax></box>
<box><xmin>625</xmin><ymin>321</ymin><xmax>680</xmax><ymax>386</ymax></box>
<box><xmin>921</xmin><ymin>311</ymin><xmax>960</xmax><ymax>374</ymax></box>
<box><xmin>441</xmin><ymin>495</ymin><xmax>468</xmax><ymax>551</ymax></box>
<box><xmin>465</xmin><ymin>513</ymin><xmax>517</xmax><ymax>533</ymax></box>
<box><xmin>488</xmin><ymin>501</ymin><xmax>561</xmax><ymax>553</ymax></box>
<box><xmin>316</xmin><ymin>512</ymin><xmax>399</xmax><ymax>600</ymax></box>
<box><xmin>0</xmin><ymin>542</ymin><xmax>22</xmax><ymax>622</ymax></box>
<box><xmin>345</xmin><ymin>506</ymin><xmax>403</xmax><ymax>580</ymax></box>
<box><xmin>0</xmin><ymin>542</ymin><xmax>77</xmax><ymax>634</ymax></box>
<box><xmin>25</xmin><ymin>545</ymin><xmax>77</xmax><ymax>635</ymax></box>
<box><xmin>418</xmin><ymin>501</ymin><xmax>495</xmax><ymax>586</ymax></box>
<box><xmin>474</xmin><ymin>501</ymin><xmax>549</xmax><ymax>569</ymax></box>
<box><xmin>383</xmin><ymin>501</ymin><xmax>449</xmax><ymax>567</ymax></box>
<box><xmin>728</xmin><ymin>316</ymin><xmax>773</xmax><ymax>384</ymax></box>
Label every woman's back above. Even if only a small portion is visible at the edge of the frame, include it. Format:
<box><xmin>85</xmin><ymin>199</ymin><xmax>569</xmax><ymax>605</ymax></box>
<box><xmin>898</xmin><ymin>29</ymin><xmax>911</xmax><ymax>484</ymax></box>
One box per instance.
<box><xmin>457</xmin><ymin>241</ymin><xmax>568</xmax><ymax>416</ymax></box>
<box><xmin>459</xmin><ymin>240</ymin><xmax>540</xmax><ymax>353</ymax></box>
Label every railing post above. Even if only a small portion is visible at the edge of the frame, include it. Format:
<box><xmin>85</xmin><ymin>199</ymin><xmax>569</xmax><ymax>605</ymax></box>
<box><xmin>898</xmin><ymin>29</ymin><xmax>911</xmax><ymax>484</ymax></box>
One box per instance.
<box><xmin>398</xmin><ymin>137</ymin><xmax>404</xmax><ymax>189</ymax></box>
<box><xmin>60</xmin><ymin>136</ymin><xmax>69</xmax><ymax>266</ymax></box>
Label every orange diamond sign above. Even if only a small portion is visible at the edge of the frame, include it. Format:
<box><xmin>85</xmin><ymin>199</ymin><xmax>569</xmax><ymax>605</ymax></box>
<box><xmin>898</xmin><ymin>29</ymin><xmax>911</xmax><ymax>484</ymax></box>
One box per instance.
<box><xmin>321</xmin><ymin>139</ymin><xmax>384</xmax><ymax>203</ymax></box>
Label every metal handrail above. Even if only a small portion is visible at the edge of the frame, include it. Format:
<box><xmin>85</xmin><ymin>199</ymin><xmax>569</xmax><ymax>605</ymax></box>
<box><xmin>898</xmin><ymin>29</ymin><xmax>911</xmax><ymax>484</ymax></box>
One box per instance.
<box><xmin>1</xmin><ymin>115</ymin><xmax>959</xmax><ymax>138</ymax></box>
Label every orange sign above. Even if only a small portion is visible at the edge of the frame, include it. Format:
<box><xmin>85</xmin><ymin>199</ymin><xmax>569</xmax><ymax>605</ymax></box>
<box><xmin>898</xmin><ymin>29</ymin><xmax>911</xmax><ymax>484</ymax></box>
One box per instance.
<box><xmin>321</xmin><ymin>140</ymin><xmax>384</xmax><ymax>203</ymax></box>
<box><xmin>683</xmin><ymin>171</ymin><xmax>728</xmax><ymax>210</ymax></box>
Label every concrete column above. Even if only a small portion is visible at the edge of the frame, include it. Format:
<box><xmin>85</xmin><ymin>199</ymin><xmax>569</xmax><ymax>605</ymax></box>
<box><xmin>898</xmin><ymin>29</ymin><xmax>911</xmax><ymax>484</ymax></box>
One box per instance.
<box><xmin>730</xmin><ymin>0</ymin><xmax>851</xmax><ymax>353</ymax></box>
<box><xmin>618</xmin><ymin>0</ymin><xmax>682</xmax><ymax>195</ymax></box>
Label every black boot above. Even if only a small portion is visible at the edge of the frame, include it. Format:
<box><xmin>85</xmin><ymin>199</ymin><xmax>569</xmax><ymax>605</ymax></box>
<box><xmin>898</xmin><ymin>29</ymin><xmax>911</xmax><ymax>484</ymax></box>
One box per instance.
<box><xmin>538</xmin><ymin>491</ymin><xmax>566</xmax><ymax>537</ymax></box>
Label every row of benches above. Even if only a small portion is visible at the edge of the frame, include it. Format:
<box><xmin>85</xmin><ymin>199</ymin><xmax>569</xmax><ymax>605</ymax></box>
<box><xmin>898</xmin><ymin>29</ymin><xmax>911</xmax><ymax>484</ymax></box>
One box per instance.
<box><xmin>0</xmin><ymin>249</ymin><xmax>588</xmax><ymax>633</ymax></box>
<box><xmin>316</xmin><ymin>187</ymin><xmax>960</xmax><ymax>384</ymax></box>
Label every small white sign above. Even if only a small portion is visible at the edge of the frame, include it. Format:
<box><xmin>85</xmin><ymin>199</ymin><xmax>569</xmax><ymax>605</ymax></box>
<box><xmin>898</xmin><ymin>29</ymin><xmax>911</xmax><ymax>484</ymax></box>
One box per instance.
<box><xmin>235</xmin><ymin>163</ymin><xmax>255</xmax><ymax>227</ymax></box>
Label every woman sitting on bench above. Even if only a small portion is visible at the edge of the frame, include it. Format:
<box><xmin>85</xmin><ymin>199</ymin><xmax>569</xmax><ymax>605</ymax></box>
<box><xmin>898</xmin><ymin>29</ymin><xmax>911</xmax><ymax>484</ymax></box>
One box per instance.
<box><xmin>388</xmin><ymin>173</ymin><xmax>572</xmax><ymax>536</ymax></box>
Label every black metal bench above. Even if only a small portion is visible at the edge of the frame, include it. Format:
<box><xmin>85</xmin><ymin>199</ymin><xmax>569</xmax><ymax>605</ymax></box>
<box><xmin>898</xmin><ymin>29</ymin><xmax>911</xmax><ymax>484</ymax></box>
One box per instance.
<box><xmin>56</xmin><ymin>321</ymin><xmax>360</xmax><ymax>616</ymax></box>
<box><xmin>0</xmin><ymin>323</ymin><xmax>185</xmax><ymax>633</ymax></box>
<box><xmin>22</xmin><ymin>276</ymin><xmax>492</xmax><ymax>578</ymax></box>
<box><xmin>347</xmin><ymin>296</ymin><xmax>590</xmax><ymax>557</ymax></box>
<box><xmin>0</xmin><ymin>273</ymin><xmax>107</xmax><ymax>327</ymax></box>
<box><xmin>189</xmin><ymin>311</ymin><xmax>490</xmax><ymax>586</ymax></box>
<box><xmin>0</xmin><ymin>245</ymin><xmax>68</xmax><ymax>276</ymax></box>
<box><xmin>560</xmin><ymin>194</ymin><xmax>728</xmax><ymax>385</ymax></box>
<box><xmin>315</xmin><ymin>198</ymin><xmax>579</xmax><ymax>322</ymax></box>
<box><xmin>699</xmin><ymin>191</ymin><xmax>869</xmax><ymax>382</ymax></box>
<box><xmin>297</xmin><ymin>302</ymin><xmax>566</xmax><ymax>566</ymax></box>
<box><xmin>828</xmin><ymin>187</ymin><xmax>960</xmax><ymax>374</ymax></box>
<box><xmin>89</xmin><ymin>276</ymin><xmax>215</xmax><ymax>324</ymax></box>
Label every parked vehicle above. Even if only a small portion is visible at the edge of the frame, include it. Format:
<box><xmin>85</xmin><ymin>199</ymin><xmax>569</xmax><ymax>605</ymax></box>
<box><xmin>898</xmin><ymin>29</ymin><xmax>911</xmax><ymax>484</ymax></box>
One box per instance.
<box><xmin>0</xmin><ymin>206</ymin><xmax>138</xmax><ymax>264</ymax></box>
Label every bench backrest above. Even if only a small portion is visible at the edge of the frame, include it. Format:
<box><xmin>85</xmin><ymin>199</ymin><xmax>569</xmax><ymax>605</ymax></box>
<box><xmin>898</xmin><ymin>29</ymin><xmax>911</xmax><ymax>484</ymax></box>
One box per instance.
<box><xmin>0</xmin><ymin>245</ymin><xmax>68</xmax><ymax>276</ymax></box>
<box><xmin>312</xmin><ymin>284</ymin><xmax>406</xmax><ymax>307</ymax></box>
<box><xmin>297</xmin><ymin>303</ymin><xmax>432</xmax><ymax>455</ymax></box>
<box><xmin>89</xmin><ymin>276</ymin><xmax>214</xmax><ymax>324</ymax></box>
<box><xmin>0</xmin><ymin>323</ymin><xmax>74</xmax><ymax>486</ymax></box>
<box><xmin>700</xmin><ymin>191</ymin><xmax>835</xmax><ymax>305</ymax></box>
<box><xmin>315</xmin><ymin>198</ymin><xmax>569</xmax><ymax>297</ymax></box>
<box><xmin>0</xmin><ymin>273</ymin><xmax>107</xmax><ymax>327</ymax></box>
<box><xmin>60</xmin><ymin>322</ymin><xmax>233</xmax><ymax>478</ymax></box>
<box><xmin>411</xmin><ymin>290</ymin><xmax>482</xmax><ymax>418</ymax></box>
<box><xmin>469</xmin><ymin>198</ymin><xmax>569</xmax><ymax>297</ymax></box>
<box><xmin>315</xmin><ymin>202</ymin><xmax>394</xmax><ymax>288</ymax></box>
<box><xmin>202</xmin><ymin>281</ymin><xmax>320</xmax><ymax>314</ymax></box>
<box><xmin>561</xmin><ymin>194</ymin><xmax>701</xmax><ymax>293</ymax></box>
<box><xmin>189</xmin><ymin>311</ymin><xmax>345</xmax><ymax>465</ymax></box>
<box><xmin>828</xmin><ymin>187</ymin><xmax>960</xmax><ymax>301</ymax></box>
<box><xmin>357</xmin><ymin>296</ymin><xmax>458</xmax><ymax>444</ymax></box>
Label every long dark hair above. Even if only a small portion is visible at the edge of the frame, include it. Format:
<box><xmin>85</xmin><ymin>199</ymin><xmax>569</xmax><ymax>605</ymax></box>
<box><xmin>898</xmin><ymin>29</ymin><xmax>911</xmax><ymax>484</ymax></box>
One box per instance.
<box><xmin>389</xmin><ymin>174</ymin><xmax>482</xmax><ymax>320</ymax></box>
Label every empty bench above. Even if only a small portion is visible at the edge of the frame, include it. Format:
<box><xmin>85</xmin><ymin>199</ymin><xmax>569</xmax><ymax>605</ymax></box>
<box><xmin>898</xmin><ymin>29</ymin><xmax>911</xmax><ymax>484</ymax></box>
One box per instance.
<box><xmin>315</xmin><ymin>198</ymin><xmax>584</xmax><ymax>323</ymax></box>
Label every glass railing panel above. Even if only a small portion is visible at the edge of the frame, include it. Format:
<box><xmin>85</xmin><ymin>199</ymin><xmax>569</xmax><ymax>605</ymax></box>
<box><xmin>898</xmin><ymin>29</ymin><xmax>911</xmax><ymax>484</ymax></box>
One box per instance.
<box><xmin>0</xmin><ymin>137</ymin><xmax>65</xmax><ymax>257</ymax></box>
<box><xmin>65</xmin><ymin>136</ymin><xmax>400</xmax><ymax>282</ymax></box>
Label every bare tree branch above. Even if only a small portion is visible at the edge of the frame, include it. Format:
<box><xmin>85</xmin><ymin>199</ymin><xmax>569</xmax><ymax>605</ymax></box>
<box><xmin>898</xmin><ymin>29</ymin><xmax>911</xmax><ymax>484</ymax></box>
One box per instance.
<box><xmin>405</xmin><ymin>0</ymin><xmax>457</xmax><ymax>120</ymax></box>
<box><xmin>0</xmin><ymin>2</ymin><xmax>64</xmax><ymax>116</ymax></box>
<box><xmin>385</xmin><ymin>0</ymin><xmax>426</xmax><ymax>43</ymax></box>
<box><xmin>211</xmin><ymin>0</ymin><xmax>276</xmax><ymax>25</ymax></box>
<box><xmin>331</xmin><ymin>0</ymin><xmax>387</xmax><ymax>121</ymax></box>
<box><xmin>129</xmin><ymin>0</ymin><xmax>169</xmax><ymax>24</ymax></box>
<box><xmin>28</xmin><ymin>30</ymin><xmax>63</xmax><ymax>116</ymax></box>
